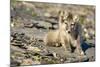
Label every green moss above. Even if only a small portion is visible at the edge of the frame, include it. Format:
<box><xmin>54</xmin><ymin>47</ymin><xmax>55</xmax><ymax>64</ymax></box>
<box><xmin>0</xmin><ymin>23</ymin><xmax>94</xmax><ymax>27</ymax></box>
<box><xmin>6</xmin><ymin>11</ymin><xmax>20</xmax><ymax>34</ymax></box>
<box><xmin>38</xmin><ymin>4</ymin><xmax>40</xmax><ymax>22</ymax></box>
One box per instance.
<box><xmin>32</xmin><ymin>12</ymin><xmax>37</xmax><ymax>17</ymax></box>
<box><xmin>11</xmin><ymin>0</ymin><xmax>17</xmax><ymax>7</ymax></box>
<box><xmin>79</xmin><ymin>15</ymin><xmax>86</xmax><ymax>24</ymax></box>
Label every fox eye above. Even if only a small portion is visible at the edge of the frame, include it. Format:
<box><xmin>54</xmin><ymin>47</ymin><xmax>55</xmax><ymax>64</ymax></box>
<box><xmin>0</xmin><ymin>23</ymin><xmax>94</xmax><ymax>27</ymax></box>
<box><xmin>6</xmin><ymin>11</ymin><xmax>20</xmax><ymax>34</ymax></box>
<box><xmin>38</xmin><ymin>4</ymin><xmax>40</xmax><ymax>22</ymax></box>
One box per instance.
<box><xmin>71</xmin><ymin>23</ymin><xmax>75</xmax><ymax>26</ymax></box>
<box><xmin>65</xmin><ymin>23</ymin><xmax>68</xmax><ymax>26</ymax></box>
<box><xmin>61</xmin><ymin>19</ymin><xmax>65</xmax><ymax>23</ymax></box>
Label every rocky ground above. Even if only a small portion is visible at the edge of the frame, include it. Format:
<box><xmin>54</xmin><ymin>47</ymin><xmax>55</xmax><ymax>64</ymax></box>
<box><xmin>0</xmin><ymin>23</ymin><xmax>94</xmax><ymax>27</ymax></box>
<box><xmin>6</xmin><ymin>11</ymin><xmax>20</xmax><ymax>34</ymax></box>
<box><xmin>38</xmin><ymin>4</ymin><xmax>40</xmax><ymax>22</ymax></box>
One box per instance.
<box><xmin>10</xmin><ymin>1</ymin><xmax>95</xmax><ymax>67</ymax></box>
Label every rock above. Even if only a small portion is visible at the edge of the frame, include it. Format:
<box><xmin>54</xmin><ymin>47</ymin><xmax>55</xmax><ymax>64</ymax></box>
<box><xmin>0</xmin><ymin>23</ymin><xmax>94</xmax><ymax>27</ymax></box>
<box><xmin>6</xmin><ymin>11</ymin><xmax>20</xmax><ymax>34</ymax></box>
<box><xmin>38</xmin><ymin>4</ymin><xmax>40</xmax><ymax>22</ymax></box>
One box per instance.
<box><xmin>22</xmin><ymin>36</ymin><xmax>31</xmax><ymax>44</ymax></box>
<box><xmin>10</xmin><ymin>43</ymin><xmax>16</xmax><ymax>46</ymax></box>
<box><xmin>39</xmin><ymin>49</ymin><xmax>49</xmax><ymax>56</ymax></box>
<box><xmin>32</xmin><ymin>61</ymin><xmax>41</xmax><ymax>65</ymax></box>
<box><xmin>11</xmin><ymin>32</ymin><xmax>18</xmax><ymax>39</ymax></box>
<box><xmin>45</xmin><ymin>19</ymin><xmax>58</xmax><ymax>24</ymax></box>
<box><xmin>27</xmin><ymin>46</ymin><xmax>41</xmax><ymax>52</ymax></box>
<box><xmin>14</xmin><ymin>40</ymin><xmax>22</xmax><ymax>44</ymax></box>
<box><xmin>11</xmin><ymin>52</ymin><xmax>25</xmax><ymax>66</ymax></box>
<box><xmin>11</xmin><ymin>36</ymin><xmax>14</xmax><ymax>41</ymax></box>
<box><xmin>36</xmin><ymin>21</ymin><xmax>52</xmax><ymax>29</ymax></box>
<box><xmin>86</xmin><ymin>39</ymin><xmax>95</xmax><ymax>47</ymax></box>
<box><xmin>21</xmin><ymin>59</ymin><xmax>34</xmax><ymax>65</ymax></box>
<box><xmin>45</xmin><ymin>53</ymin><xmax>54</xmax><ymax>57</ymax></box>
<box><xmin>11</xmin><ymin>42</ymin><xmax>21</xmax><ymax>46</ymax></box>
<box><xmin>11</xmin><ymin>59</ymin><xmax>21</xmax><ymax>67</ymax></box>
<box><xmin>53</xmin><ymin>25</ymin><xmax>58</xmax><ymax>29</ymax></box>
<box><xmin>24</xmin><ymin>23</ymin><xmax>34</xmax><ymax>28</ymax></box>
<box><xmin>85</xmin><ymin>47</ymin><xmax>95</xmax><ymax>61</ymax></box>
<box><xmin>64</xmin><ymin>58</ymin><xmax>76</xmax><ymax>63</ymax></box>
<box><xmin>80</xmin><ymin>55</ymin><xmax>89</xmax><ymax>62</ymax></box>
<box><xmin>64</xmin><ymin>55</ymin><xmax>88</xmax><ymax>63</ymax></box>
<box><xmin>84</xmin><ymin>33</ymin><xmax>90</xmax><ymax>39</ymax></box>
<box><xmin>41</xmin><ymin>57</ymin><xmax>60</xmax><ymax>64</ymax></box>
<box><xmin>52</xmin><ymin>52</ymin><xmax>58</xmax><ymax>58</ymax></box>
<box><xmin>11</xmin><ymin>45</ymin><xmax>26</xmax><ymax>53</ymax></box>
<box><xmin>44</xmin><ymin>12</ymin><xmax>51</xmax><ymax>18</ymax></box>
<box><xmin>11</xmin><ymin>22</ymin><xmax>15</xmax><ymax>28</ymax></box>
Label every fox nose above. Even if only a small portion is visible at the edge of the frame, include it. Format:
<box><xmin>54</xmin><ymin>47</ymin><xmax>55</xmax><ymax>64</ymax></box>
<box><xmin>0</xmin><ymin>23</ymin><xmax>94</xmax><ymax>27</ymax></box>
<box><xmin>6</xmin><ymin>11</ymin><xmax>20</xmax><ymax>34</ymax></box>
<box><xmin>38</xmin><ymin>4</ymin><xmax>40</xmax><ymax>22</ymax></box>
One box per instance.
<box><xmin>68</xmin><ymin>30</ymin><xmax>71</xmax><ymax>33</ymax></box>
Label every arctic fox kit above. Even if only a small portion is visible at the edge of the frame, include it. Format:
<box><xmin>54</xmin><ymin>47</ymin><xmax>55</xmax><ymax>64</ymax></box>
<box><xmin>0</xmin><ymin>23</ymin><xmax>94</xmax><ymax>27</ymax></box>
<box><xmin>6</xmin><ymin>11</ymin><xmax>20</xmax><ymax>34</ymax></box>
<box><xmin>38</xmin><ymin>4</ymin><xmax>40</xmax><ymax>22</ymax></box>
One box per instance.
<box><xmin>44</xmin><ymin>10</ymin><xmax>71</xmax><ymax>51</ymax></box>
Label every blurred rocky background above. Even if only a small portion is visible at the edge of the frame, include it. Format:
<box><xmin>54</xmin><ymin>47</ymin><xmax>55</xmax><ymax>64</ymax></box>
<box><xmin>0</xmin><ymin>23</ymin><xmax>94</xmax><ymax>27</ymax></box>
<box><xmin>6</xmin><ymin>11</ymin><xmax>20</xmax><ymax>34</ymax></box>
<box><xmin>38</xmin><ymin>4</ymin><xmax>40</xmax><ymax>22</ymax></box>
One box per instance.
<box><xmin>10</xmin><ymin>0</ymin><xmax>95</xmax><ymax>66</ymax></box>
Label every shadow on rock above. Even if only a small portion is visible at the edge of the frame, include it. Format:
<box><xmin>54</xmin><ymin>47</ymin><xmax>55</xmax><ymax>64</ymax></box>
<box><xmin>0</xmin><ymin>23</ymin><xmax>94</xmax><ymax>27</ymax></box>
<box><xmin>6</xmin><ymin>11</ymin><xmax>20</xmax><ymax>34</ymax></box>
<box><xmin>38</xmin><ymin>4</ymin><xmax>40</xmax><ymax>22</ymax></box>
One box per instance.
<box><xmin>81</xmin><ymin>41</ymin><xmax>95</xmax><ymax>53</ymax></box>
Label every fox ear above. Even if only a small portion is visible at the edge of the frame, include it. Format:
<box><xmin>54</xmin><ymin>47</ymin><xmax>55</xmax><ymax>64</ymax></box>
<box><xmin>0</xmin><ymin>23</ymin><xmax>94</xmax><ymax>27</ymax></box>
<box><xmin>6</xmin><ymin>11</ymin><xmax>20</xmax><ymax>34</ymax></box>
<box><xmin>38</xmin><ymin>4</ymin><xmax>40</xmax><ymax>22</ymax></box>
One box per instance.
<box><xmin>58</xmin><ymin>10</ymin><xmax>65</xmax><ymax>16</ymax></box>
<box><xmin>67</xmin><ymin>12</ymin><xmax>73</xmax><ymax>21</ymax></box>
<box><xmin>58</xmin><ymin>10</ymin><xmax>61</xmax><ymax>15</ymax></box>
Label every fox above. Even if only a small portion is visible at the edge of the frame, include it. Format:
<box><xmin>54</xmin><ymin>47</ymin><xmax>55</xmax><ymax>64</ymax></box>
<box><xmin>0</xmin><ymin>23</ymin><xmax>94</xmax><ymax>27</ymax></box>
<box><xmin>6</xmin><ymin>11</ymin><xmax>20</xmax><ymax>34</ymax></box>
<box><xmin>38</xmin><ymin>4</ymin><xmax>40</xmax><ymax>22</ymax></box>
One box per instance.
<box><xmin>44</xmin><ymin>10</ymin><xmax>71</xmax><ymax>51</ymax></box>
<box><xmin>67</xmin><ymin>14</ymin><xmax>85</xmax><ymax>56</ymax></box>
